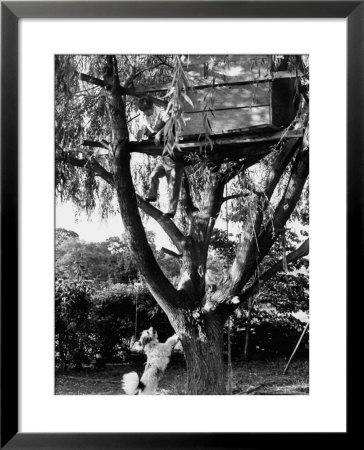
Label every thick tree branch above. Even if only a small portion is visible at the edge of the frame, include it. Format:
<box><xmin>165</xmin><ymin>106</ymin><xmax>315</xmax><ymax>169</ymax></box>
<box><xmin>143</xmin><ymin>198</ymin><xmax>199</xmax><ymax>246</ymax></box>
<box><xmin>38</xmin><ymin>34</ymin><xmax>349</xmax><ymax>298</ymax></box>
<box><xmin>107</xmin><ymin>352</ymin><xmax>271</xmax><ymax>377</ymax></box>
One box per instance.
<box><xmin>80</xmin><ymin>72</ymin><xmax>168</xmax><ymax>108</ymax></box>
<box><xmin>160</xmin><ymin>247</ymin><xmax>182</xmax><ymax>259</ymax></box>
<box><xmin>80</xmin><ymin>129</ymin><xmax>304</xmax><ymax>163</ymax></box>
<box><xmin>222</xmin><ymin>152</ymin><xmax>269</xmax><ymax>184</ymax></box>
<box><xmin>79</xmin><ymin>73</ymin><xmax>104</xmax><ymax>87</ymax></box>
<box><xmin>221</xmin><ymin>192</ymin><xmax>250</xmax><ymax>203</ymax></box>
<box><xmin>124</xmin><ymin>63</ymin><xmax>165</xmax><ymax>88</ymax></box>
<box><xmin>239</xmin><ymin>239</ymin><xmax>309</xmax><ymax>304</ymax></box>
<box><xmin>258</xmin><ymin>147</ymin><xmax>309</xmax><ymax>260</ymax></box>
<box><xmin>156</xmin><ymin>55</ymin><xmax>174</xmax><ymax>69</ymax></box>
<box><xmin>210</xmin><ymin>239</ymin><xmax>309</xmax><ymax>318</ymax></box>
<box><xmin>231</xmin><ymin>146</ymin><xmax>308</xmax><ymax>296</ymax></box>
<box><xmin>136</xmin><ymin>195</ymin><xmax>186</xmax><ymax>254</ymax></box>
<box><xmin>58</xmin><ymin>151</ymin><xmax>114</xmax><ymax>185</ymax></box>
<box><xmin>103</xmin><ymin>56</ymin><xmax>186</xmax><ymax>313</ymax></box>
<box><xmin>206</xmin><ymin>143</ymin><xmax>309</xmax><ymax>314</ymax></box>
<box><xmin>190</xmin><ymin>171</ymin><xmax>225</xmax><ymax>271</ymax></box>
<box><xmin>264</xmin><ymin>137</ymin><xmax>301</xmax><ymax>199</ymax></box>
<box><xmin>83</xmin><ymin>140</ymin><xmax>105</xmax><ymax>148</ymax></box>
<box><xmin>181</xmin><ymin>170</ymin><xmax>199</xmax><ymax>217</ymax></box>
<box><xmin>203</xmin><ymin>217</ymin><xmax>217</xmax><ymax>259</ymax></box>
<box><xmin>124</xmin><ymin>66</ymin><xmax>137</xmax><ymax>88</ymax></box>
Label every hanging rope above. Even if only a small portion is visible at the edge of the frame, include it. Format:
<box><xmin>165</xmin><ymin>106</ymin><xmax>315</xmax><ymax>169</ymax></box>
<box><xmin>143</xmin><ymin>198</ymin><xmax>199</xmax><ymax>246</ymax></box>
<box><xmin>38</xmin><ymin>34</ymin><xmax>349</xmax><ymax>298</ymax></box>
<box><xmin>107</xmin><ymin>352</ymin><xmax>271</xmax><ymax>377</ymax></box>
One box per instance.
<box><xmin>282</xmin><ymin>228</ymin><xmax>288</xmax><ymax>272</ymax></box>
<box><xmin>134</xmin><ymin>275</ymin><xmax>139</xmax><ymax>341</ymax></box>
<box><xmin>227</xmin><ymin>316</ymin><xmax>232</xmax><ymax>394</ymax></box>
<box><xmin>225</xmin><ymin>184</ymin><xmax>233</xmax><ymax>394</ymax></box>
<box><xmin>244</xmin><ymin>296</ymin><xmax>256</xmax><ymax>361</ymax></box>
<box><xmin>245</xmin><ymin>191</ymin><xmax>262</xmax><ymax>364</ymax></box>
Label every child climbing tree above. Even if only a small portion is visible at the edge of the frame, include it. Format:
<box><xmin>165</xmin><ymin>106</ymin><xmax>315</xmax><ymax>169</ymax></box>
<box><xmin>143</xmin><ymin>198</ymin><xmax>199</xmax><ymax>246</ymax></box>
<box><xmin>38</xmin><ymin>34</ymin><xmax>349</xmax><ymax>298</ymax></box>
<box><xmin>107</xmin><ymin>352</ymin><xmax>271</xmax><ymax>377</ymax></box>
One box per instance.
<box><xmin>55</xmin><ymin>54</ymin><xmax>309</xmax><ymax>394</ymax></box>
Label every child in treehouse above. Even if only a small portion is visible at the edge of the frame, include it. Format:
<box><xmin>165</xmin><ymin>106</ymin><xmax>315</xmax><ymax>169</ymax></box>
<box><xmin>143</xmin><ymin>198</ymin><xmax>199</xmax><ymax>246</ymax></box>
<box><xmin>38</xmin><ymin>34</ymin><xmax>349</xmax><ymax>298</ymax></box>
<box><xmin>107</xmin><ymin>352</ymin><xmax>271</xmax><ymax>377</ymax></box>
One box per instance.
<box><xmin>137</xmin><ymin>96</ymin><xmax>185</xmax><ymax>219</ymax></box>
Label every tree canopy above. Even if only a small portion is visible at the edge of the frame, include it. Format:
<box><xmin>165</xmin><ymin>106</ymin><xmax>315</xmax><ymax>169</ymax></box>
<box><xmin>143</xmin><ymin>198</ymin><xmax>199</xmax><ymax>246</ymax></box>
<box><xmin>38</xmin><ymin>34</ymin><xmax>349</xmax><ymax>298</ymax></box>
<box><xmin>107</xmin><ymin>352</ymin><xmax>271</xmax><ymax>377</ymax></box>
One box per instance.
<box><xmin>55</xmin><ymin>54</ymin><xmax>309</xmax><ymax>394</ymax></box>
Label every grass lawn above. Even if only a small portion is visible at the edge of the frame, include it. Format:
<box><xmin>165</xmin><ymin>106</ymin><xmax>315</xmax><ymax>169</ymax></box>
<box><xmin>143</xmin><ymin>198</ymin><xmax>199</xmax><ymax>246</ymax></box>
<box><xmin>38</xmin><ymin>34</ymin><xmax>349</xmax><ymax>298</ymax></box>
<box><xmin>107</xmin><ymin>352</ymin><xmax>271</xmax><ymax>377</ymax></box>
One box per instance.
<box><xmin>55</xmin><ymin>355</ymin><xmax>308</xmax><ymax>395</ymax></box>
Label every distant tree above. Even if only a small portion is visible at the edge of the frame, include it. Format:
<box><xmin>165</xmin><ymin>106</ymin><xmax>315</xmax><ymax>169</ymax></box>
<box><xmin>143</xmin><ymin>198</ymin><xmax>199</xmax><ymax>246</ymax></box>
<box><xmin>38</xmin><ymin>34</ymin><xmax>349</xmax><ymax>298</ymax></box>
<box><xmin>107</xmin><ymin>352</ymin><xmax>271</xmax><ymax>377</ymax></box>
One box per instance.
<box><xmin>56</xmin><ymin>227</ymin><xmax>79</xmax><ymax>248</ymax></box>
<box><xmin>56</xmin><ymin>234</ymin><xmax>148</xmax><ymax>284</ymax></box>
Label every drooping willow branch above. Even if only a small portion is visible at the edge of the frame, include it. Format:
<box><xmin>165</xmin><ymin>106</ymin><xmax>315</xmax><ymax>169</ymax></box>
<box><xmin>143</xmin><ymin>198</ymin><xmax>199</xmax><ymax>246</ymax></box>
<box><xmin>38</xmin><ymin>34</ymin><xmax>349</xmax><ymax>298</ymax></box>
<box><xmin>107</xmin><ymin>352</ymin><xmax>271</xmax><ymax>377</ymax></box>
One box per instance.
<box><xmin>57</xmin><ymin>150</ymin><xmax>114</xmax><ymax>185</ymax></box>
<box><xmin>79</xmin><ymin>72</ymin><xmax>168</xmax><ymax>108</ymax></box>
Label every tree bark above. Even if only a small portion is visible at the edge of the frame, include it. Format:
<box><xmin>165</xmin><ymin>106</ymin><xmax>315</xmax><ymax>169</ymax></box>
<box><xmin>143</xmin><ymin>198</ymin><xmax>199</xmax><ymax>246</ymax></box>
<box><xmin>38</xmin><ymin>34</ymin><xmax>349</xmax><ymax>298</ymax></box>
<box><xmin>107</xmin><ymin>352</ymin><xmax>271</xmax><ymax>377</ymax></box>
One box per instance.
<box><xmin>173</xmin><ymin>314</ymin><xmax>226</xmax><ymax>394</ymax></box>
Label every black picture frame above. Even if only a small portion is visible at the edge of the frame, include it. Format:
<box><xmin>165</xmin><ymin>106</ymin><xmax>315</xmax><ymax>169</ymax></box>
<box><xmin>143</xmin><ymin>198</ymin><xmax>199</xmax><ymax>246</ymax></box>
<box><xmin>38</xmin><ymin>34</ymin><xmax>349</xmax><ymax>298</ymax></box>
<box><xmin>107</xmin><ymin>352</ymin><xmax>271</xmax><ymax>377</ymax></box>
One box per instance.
<box><xmin>1</xmin><ymin>1</ymin><xmax>359</xmax><ymax>448</ymax></box>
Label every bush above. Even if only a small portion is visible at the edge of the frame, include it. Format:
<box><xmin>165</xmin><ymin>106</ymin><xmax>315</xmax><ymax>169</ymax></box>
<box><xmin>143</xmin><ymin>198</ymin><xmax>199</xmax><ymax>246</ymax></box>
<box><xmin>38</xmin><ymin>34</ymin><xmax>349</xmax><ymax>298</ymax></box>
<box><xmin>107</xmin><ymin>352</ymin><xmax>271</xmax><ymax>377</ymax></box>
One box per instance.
<box><xmin>56</xmin><ymin>277</ymin><xmax>308</xmax><ymax>367</ymax></box>
<box><xmin>55</xmin><ymin>280</ymin><xmax>175</xmax><ymax>367</ymax></box>
<box><xmin>92</xmin><ymin>283</ymin><xmax>174</xmax><ymax>361</ymax></box>
<box><xmin>55</xmin><ymin>278</ymin><xmax>97</xmax><ymax>369</ymax></box>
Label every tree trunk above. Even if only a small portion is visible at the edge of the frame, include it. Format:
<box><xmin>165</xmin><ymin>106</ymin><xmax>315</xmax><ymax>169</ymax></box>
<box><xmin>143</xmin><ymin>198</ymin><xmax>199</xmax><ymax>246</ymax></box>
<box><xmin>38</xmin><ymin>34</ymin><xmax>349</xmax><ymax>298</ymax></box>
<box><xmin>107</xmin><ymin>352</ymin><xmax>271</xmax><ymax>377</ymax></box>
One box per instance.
<box><xmin>174</xmin><ymin>315</ymin><xmax>226</xmax><ymax>395</ymax></box>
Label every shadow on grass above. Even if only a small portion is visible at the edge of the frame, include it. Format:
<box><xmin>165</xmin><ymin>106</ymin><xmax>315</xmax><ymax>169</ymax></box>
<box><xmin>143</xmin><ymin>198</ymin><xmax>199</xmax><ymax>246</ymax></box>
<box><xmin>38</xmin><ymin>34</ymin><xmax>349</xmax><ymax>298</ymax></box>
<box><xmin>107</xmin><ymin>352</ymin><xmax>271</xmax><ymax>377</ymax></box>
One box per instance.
<box><xmin>55</xmin><ymin>355</ymin><xmax>308</xmax><ymax>395</ymax></box>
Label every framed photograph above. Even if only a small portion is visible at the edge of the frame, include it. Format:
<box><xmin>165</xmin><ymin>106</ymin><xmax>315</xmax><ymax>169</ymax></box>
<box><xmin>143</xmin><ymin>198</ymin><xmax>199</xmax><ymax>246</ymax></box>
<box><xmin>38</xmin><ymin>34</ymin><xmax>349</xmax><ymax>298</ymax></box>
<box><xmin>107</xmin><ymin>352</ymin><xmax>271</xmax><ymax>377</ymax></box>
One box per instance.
<box><xmin>1</xmin><ymin>1</ymin><xmax>358</xmax><ymax>448</ymax></box>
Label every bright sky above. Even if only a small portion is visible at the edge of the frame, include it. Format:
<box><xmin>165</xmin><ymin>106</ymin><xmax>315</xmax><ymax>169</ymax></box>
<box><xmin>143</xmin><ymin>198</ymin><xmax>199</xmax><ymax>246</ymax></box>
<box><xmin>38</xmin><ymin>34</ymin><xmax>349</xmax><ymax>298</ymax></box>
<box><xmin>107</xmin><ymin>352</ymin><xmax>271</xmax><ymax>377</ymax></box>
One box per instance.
<box><xmin>56</xmin><ymin>201</ymin><xmax>124</xmax><ymax>242</ymax></box>
<box><xmin>55</xmin><ymin>153</ymin><xmax>306</xmax><ymax>249</ymax></box>
<box><xmin>56</xmin><ymin>200</ymin><xmax>177</xmax><ymax>250</ymax></box>
<box><xmin>56</xmin><ymin>169</ymin><xmax>192</xmax><ymax>250</ymax></box>
<box><xmin>55</xmin><ymin>194</ymin><xmax>240</xmax><ymax>250</ymax></box>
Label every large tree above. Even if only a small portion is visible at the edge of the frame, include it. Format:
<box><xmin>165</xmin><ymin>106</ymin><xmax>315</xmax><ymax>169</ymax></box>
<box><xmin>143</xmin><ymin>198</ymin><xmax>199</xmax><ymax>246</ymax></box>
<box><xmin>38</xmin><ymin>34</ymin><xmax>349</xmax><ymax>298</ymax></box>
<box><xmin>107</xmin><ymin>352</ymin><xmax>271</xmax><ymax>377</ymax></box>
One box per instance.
<box><xmin>55</xmin><ymin>54</ymin><xmax>309</xmax><ymax>394</ymax></box>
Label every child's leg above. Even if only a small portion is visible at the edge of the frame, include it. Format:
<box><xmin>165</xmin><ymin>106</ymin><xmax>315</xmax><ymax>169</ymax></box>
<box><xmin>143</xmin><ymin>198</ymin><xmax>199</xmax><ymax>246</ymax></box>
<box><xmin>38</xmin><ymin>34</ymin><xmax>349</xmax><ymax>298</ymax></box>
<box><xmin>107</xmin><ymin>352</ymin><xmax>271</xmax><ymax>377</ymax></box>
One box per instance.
<box><xmin>164</xmin><ymin>160</ymin><xmax>184</xmax><ymax>217</ymax></box>
<box><xmin>147</xmin><ymin>164</ymin><xmax>166</xmax><ymax>201</ymax></box>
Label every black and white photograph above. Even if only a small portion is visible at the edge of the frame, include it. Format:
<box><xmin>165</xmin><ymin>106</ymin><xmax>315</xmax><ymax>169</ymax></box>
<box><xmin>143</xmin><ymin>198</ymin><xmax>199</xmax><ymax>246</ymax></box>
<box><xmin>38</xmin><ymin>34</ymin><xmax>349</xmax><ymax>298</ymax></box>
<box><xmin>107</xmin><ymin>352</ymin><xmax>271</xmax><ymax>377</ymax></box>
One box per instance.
<box><xmin>55</xmin><ymin>54</ymin><xmax>309</xmax><ymax>396</ymax></box>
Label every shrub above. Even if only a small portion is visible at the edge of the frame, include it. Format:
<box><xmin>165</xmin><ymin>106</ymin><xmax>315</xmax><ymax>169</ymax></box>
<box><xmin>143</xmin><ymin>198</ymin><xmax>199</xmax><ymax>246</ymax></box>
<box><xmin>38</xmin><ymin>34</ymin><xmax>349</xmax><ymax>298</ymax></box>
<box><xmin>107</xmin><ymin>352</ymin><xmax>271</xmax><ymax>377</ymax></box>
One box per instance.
<box><xmin>55</xmin><ymin>278</ymin><xmax>97</xmax><ymax>368</ymax></box>
<box><xmin>55</xmin><ymin>280</ymin><xmax>175</xmax><ymax>367</ymax></box>
<box><xmin>92</xmin><ymin>283</ymin><xmax>174</xmax><ymax>361</ymax></box>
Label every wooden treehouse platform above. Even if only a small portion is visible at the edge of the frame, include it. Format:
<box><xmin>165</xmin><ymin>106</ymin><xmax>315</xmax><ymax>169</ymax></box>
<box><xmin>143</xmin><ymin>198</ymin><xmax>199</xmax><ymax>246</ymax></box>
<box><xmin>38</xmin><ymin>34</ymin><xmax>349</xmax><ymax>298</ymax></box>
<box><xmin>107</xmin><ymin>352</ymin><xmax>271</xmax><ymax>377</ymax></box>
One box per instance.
<box><xmin>83</xmin><ymin>55</ymin><xmax>305</xmax><ymax>163</ymax></box>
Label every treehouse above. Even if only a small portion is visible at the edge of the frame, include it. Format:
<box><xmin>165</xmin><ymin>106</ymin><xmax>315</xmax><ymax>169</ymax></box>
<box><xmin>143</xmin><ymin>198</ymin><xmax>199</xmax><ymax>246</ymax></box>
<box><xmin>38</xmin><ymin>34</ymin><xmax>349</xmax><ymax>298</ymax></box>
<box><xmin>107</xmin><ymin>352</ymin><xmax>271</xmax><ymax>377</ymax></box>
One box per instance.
<box><xmin>82</xmin><ymin>55</ymin><xmax>306</xmax><ymax>163</ymax></box>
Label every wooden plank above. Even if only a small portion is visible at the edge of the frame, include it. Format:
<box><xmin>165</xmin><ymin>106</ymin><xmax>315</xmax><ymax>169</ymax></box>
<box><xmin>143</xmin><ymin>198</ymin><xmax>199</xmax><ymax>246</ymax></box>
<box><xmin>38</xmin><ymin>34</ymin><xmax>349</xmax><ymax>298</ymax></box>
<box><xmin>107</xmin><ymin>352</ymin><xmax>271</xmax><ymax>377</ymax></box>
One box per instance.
<box><xmin>181</xmin><ymin>107</ymin><xmax>270</xmax><ymax>135</ymax></box>
<box><xmin>184</xmin><ymin>55</ymin><xmax>271</xmax><ymax>85</ymax></box>
<box><xmin>83</xmin><ymin>125</ymin><xmax>286</xmax><ymax>152</ymax></box>
<box><xmin>179</xmin><ymin>129</ymin><xmax>303</xmax><ymax>148</ymax></box>
<box><xmin>127</xmin><ymin>129</ymin><xmax>303</xmax><ymax>155</ymax></box>
<box><xmin>184</xmin><ymin>55</ymin><xmax>265</xmax><ymax>65</ymax></box>
<box><xmin>129</xmin><ymin>130</ymin><xmax>303</xmax><ymax>161</ymax></box>
<box><xmin>182</xmin><ymin>84</ymin><xmax>271</xmax><ymax>112</ymax></box>
<box><xmin>134</xmin><ymin>71</ymin><xmax>301</xmax><ymax>95</ymax></box>
<box><xmin>133</xmin><ymin>55</ymin><xmax>299</xmax><ymax>93</ymax></box>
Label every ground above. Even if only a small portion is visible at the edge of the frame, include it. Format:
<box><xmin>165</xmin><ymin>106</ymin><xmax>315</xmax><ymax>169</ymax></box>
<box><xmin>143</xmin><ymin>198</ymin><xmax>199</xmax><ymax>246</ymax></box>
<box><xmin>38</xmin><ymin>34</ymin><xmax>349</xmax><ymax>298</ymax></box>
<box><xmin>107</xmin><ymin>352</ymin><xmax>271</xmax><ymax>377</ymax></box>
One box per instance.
<box><xmin>55</xmin><ymin>356</ymin><xmax>309</xmax><ymax>395</ymax></box>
